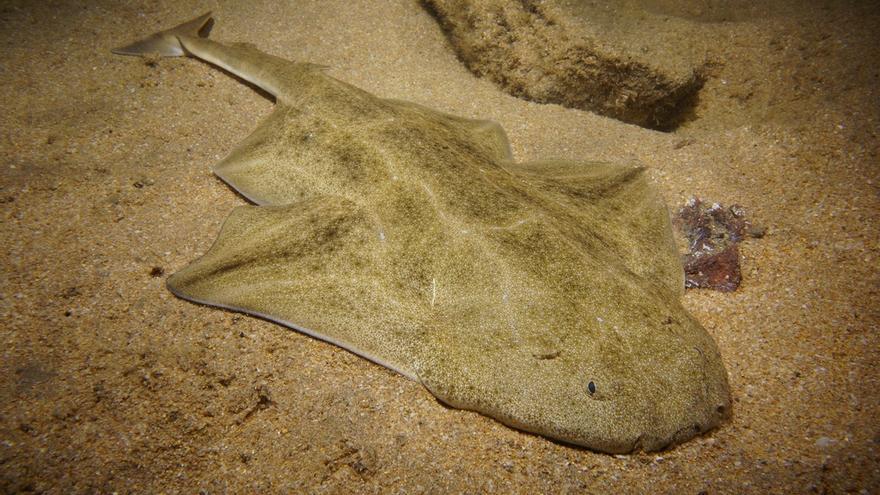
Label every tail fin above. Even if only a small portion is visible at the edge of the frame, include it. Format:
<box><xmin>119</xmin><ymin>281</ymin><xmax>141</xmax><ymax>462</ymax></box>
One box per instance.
<box><xmin>112</xmin><ymin>12</ymin><xmax>213</xmax><ymax>57</ymax></box>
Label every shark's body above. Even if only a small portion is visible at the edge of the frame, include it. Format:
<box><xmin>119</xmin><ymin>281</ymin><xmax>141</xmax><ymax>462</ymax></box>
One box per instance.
<box><xmin>114</xmin><ymin>13</ymin><xmax>730</xmax><ymax>453</ymax></box>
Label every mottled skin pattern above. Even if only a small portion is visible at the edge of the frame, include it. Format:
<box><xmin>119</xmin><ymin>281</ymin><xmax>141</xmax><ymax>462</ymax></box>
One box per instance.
<box><xmin>114</xmin><ymin>13</ymin><xmax>730</xmax><ymax>453</ymax></box>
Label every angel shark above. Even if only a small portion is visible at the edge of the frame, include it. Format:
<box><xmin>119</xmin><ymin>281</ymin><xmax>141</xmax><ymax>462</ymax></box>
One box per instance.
<box><xmin>114</xmin><ymin>12</ymin><xmax>730</xmax><ymax>453</ymax></box>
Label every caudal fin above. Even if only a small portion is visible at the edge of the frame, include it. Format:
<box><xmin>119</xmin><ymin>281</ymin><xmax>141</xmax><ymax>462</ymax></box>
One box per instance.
<box><xmin>112</xmin><ymin>12</ymin><xmax>214</xmax><ymax>57</ymax></box>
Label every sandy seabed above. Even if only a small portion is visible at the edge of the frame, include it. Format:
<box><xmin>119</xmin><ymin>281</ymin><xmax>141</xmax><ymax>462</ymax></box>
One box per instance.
<box><xmin>1</xmin><ymin>1</ymin><xmax>878</xmax><ymax>493</ymax></box>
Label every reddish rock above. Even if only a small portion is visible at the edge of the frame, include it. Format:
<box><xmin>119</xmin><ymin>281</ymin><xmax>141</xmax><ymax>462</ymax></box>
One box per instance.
<box><xmin>676</xmin><ymin>198</ymin><xmax>762</xmax><ymax>292</ymax></box>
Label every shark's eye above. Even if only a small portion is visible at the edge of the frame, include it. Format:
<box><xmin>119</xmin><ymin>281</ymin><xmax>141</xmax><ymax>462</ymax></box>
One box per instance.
<box><xmin>587</xmin><ymin>381</ymin><xmax>596</xmax><ymax>394</ymax></box>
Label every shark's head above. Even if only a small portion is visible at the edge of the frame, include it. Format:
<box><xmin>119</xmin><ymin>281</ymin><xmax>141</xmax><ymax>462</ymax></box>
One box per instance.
<box><xmin>417</xmin><ymin>280</ymin><xmax>731</xmax><ymax>454</ymax></box>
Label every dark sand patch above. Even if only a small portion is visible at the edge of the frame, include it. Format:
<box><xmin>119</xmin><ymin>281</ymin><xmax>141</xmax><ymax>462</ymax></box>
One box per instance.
<box><xmin>423</xmin><ymin>0</ymin><xmax>703</xmax><ymax>130</ymax></box>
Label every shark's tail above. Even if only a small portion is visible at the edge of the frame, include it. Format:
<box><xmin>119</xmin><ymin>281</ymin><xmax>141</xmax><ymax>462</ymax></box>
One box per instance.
<box><xmin>112</xmin><ymin>12</ymin><xmax>213</xmax><ymax>57</ymax></box>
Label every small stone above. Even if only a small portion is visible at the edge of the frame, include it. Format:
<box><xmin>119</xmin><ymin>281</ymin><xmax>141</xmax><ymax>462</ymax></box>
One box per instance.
<box><xmin>815</xmin><ymin>436</ymin><xmax>835</xmax><ymax>448</ymax></box>
<box><xmin>143</xmin><ymin>52</ymin><xmax>161</xmax><ymax>67</ymax></box>
<box><xmin>673</xmin><ymin>137</ymin><xmax>696</xmax><ymax>149</ymax></box>
<box><xmin>746</xmin><ymin>224</ymin><xmax>767</xmax><ymax>238</ymax></box>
